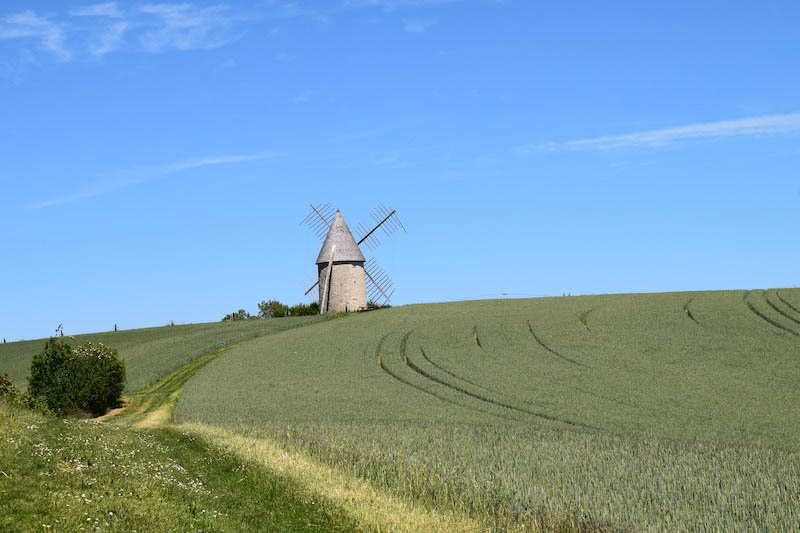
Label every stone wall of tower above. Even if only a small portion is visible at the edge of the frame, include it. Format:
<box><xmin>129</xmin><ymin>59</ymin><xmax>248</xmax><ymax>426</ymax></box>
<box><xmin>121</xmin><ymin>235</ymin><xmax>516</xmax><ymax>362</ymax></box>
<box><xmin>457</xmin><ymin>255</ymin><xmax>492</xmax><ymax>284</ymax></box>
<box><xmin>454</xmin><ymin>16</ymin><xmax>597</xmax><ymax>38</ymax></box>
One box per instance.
<box><xmin>318</xmin><ymin>261</ymin><xmax>367</xmax><ymax>313</ymax></box>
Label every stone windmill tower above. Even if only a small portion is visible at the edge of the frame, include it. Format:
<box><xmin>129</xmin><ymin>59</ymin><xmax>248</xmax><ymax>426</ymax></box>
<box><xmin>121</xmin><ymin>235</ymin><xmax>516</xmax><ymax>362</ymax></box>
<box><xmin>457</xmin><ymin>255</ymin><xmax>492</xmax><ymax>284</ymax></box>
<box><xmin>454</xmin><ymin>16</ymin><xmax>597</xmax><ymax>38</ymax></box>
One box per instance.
<box><xmin>301</xmin><ymin>204</ymin><xmax>405</xmax><ymax>313</ymax></box>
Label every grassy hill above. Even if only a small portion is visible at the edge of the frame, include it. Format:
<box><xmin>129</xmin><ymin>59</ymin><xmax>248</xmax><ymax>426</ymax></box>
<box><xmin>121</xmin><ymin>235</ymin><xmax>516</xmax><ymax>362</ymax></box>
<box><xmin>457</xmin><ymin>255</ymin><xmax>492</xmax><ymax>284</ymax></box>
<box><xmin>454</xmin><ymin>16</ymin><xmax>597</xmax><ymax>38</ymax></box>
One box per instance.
<box><xmin>175</xmin><ymin>288</ymin><xmax>800</xmax><ymax>530</ymax></box>
<box><xmin>0</xmin><ymin>315</ymin><xmax>328</xmax><ymax>392</ymax></box>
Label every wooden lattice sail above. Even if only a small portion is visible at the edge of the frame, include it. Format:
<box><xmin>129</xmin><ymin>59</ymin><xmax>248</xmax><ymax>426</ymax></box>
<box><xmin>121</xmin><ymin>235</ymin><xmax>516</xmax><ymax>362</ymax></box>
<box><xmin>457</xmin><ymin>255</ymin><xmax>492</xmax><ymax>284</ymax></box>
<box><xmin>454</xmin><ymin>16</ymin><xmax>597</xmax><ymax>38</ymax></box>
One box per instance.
<box><xmin>301</xmin><ymin>204</ymin><xmax>404</xmax><ymax>313</ymax></box>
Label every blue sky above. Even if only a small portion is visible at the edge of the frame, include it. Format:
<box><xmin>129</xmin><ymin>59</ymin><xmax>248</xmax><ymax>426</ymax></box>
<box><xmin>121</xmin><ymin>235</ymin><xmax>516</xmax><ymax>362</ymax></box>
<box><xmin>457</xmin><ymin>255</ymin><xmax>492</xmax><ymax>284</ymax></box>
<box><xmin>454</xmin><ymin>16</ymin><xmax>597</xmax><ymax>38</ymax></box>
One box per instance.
<box><xmin>1</xmin><ymin>1</ymin><xmax>799</xmax><ymax>340</ymax></box>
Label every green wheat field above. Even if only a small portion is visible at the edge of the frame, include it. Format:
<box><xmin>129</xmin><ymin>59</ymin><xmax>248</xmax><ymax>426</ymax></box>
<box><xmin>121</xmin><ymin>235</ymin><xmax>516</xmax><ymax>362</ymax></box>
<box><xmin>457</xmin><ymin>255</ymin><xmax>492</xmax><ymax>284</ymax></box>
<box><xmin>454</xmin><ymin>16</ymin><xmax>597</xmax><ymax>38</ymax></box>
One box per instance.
<box><xmin>2</xmin><ymin>288</ymin><xmax>800</xmax><ymax>531</ymax></box>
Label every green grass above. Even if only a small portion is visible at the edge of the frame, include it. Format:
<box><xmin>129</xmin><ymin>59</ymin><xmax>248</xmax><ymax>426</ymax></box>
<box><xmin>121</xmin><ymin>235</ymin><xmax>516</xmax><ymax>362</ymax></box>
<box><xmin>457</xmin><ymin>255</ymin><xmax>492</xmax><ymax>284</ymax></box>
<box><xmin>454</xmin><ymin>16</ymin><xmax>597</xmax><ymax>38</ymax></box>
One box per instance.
<box><xmin>175</xmin><ymin>288</ymin><xmax>800</xmax><ymax>530</ymax></box>
<box><xmin>0</xmin><ymin>403</ymin><xmax>366</xmax><ymax>532</ymax></box>
<box><xmin>0</xmin><ymin>315</ymin><xmax>329</xmax><ymax>392</ymax></box>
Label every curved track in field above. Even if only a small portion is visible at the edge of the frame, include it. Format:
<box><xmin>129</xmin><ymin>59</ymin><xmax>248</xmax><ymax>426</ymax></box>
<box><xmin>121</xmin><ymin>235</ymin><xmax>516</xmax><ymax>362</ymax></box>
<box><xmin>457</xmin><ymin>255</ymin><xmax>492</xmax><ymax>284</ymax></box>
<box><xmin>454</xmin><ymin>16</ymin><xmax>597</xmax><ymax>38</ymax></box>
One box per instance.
<box><xmin>527</xmin><ymin>321</ymin><xmax>589</xmax><ymax>367</ymax></box>
<box><xmin>418</xmin><ymin>344</ymin><xmax>556</xmax><ymax>413</ymax></box>
<box><xmin>765</xmin><ymin>293</ymin><xmax>800</xmax><ymax>327</ymax></box>
<box><xmin>744</xmin><ymin>291</ymin><xmax>800</xmax><ymax>337</ymax></box>
<box><xmin>374</xmin><ymin>332</ymin><xmax>514</xmax><ymax>422</ymax></box>
<box><xmin>776</xmin><ymin>291</ymin><xmax>800</xmax><ymax>317</ymax></box>
<box><xmin>376</xmin><ymin>329</ymin><xmax>594</xmax><ymax>429</ymax></box>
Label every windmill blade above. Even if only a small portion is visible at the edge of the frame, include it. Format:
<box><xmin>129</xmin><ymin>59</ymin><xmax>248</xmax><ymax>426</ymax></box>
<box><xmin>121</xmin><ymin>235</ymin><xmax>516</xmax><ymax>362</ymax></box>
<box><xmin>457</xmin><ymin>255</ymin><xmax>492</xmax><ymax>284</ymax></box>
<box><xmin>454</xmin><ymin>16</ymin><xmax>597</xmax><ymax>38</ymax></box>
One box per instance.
<box><xmin>302</xmin><ymin>271</ymin><xmax>319</xmax><ymax>301</ymax></box>
<box><xmin>300</xmin><ymin>203</ymin><xmax>336</xmax><ymax>240</ymax></box>
<box><xmin>304</xmin><ymin>280</ymin><xmax>320</xmax><ymax>297</ymax></box>
<box><xmin>365</xmin><ymin>258</ymin><xmax>394</xmax><ymax>306</ymax></box>
<box><xmin>355</xmin><ymin>204</ymin><xmax>406</xmax><ymax>251</ymax></box>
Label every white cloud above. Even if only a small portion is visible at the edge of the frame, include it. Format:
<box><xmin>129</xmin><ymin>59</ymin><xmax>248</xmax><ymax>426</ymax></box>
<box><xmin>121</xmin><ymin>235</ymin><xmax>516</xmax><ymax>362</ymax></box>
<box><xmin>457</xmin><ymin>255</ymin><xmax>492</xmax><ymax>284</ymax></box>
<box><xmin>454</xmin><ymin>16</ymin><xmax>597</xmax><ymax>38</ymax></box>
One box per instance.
<box><xmin>0</xmin><ymin>10</ymin><xmax>71</xmax><ymax>61</ymax></box>
<box><xmin>154</xmin><ymin>152</ymin><xmax>274</xmax><ymax>173</ymax></box>
<box><xmin>30</xmin><ymin>151</ymin><xmax>278</xmax><ymax>208</ymax></box>
<box><xmin>517</xmin><ymin>113</ymin><xmax>800</xmax><ymax>153</ymax></box>
<box><xmin>89</xmin><ymin>21</ymin><xmax>128</xmax><ymax>56</ymax></box>
<box><xmin>0</xmin><ymin>3</ymin><xmax>251</xmax><ymax>62</ymax></box>
<box><xmin>70</xmin><ymin>2</ymin><xmax>124</xmax><ymax>18</ymax></box>
<box><xmin>137</xmin><ymin>3</ymin><xmax>239</xmax><ymax>52</ymax></box>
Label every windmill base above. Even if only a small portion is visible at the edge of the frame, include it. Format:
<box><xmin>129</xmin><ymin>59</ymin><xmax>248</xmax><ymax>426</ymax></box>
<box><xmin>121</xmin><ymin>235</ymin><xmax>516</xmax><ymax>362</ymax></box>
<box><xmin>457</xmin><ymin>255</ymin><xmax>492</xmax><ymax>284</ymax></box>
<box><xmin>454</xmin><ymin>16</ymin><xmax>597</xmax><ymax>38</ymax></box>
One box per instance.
<box><xmin>318</xmin><ymin>262</ymin><xmax>367</xmax><ymax>313</ymax></box>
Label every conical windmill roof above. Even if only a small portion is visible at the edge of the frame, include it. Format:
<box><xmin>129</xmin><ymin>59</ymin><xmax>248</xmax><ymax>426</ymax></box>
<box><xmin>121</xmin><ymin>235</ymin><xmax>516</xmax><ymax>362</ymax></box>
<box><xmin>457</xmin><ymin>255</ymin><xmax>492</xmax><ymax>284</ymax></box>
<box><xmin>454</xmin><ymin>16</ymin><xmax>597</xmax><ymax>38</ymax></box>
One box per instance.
<box><xmin>316</xmin><ymin>211</ymin><xmax>366</xmax><ymax>264</ymax></box>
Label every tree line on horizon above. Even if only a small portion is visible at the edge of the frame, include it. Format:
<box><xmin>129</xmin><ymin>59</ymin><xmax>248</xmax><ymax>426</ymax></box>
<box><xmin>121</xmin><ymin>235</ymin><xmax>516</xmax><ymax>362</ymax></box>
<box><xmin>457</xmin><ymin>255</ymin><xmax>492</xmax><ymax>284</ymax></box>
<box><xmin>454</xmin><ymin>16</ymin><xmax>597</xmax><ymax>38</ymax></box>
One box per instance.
<box><xmin>221</xmin><ymin>300</ymin><xmax>320</xmax><ymax>322</ymax></box>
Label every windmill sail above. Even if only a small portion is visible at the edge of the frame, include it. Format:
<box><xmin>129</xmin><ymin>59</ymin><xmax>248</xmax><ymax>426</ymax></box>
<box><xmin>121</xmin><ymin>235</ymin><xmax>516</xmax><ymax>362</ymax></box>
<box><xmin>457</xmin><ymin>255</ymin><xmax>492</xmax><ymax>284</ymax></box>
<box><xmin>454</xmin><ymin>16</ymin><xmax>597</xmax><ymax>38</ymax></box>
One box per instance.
<box><xmin>301</xmin><ymin>203</ymin><xmax>404</xmax><ymax>312</ymax></box>
<box><xmin>365</xmin><ymin>258</ymin><xmax>394</xmax><ymax>305</ymax></box>
<box><xmin>354</xmin><ymin>204</ymin><xmax>406</xmax><ymax>252</ymax></box>
<box><xmin>300</xmin><ymin>203</ymin><xmax>336</xmax><ymax>240</ymax></box>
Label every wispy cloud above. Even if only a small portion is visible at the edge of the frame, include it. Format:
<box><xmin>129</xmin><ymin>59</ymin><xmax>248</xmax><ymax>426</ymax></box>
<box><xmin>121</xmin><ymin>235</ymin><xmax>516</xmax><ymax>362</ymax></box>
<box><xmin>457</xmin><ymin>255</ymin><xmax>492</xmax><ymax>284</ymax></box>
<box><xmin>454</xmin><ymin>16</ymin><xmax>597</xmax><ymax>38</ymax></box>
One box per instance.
<box><xmin>30</xmin><ymin>151</ymin><xmax>278</xmax><ymax>208</ymax></box>
<box><xmin>0</xmin><ymin>2</ymin><xmax>248</xmax><ymax>62</ymax></box>
<box><xmin>91</xmin><ymin>21</ymin><xmax>128</xmax><ymax>55</ymax></box>
<box><xmin>518</xmin><ymin>113</ymin><xmax>800</xmax><ymax>153</ymax></box>
<box><xmin>153</xmin><ymin>152</ymin><xmax>272</xmax><ymax>173</ymax></box>
<box><xmin>0</xmin><ymin>10</ymin><xmax>71</xmax><ymax>61</ymax></box>
<box><xmin>137</xmin><ymin>3</ymin><xmax>241</xmax><ymax>52</ymax></box>
<box><xmin>70</xmin><ymin>2</ymin><xmax>124</xmax><ymax>18</ymax></box>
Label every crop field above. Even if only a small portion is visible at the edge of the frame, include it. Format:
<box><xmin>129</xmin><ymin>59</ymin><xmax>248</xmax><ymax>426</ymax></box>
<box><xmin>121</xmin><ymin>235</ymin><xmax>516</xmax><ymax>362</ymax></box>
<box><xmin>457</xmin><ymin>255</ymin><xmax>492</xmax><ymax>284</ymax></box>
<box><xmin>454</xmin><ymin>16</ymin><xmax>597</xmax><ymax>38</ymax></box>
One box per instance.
<box><xmin>0</xmin><ymin>315</ymin><xmax>328</xmax><ymax>392</ymax></box>
<box><xmin>176</xmin><ymin>288</ymin><xmax>800</xmax><ymax>530</ymax></box>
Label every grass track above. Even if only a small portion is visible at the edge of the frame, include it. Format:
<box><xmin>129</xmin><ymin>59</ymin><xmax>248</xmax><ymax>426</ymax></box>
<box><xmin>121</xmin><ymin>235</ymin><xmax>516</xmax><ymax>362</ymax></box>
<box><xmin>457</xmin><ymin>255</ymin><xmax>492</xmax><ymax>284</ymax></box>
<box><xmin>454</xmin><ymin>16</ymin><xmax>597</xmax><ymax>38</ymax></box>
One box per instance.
<box><xmin>0</xmin><ymin>404</ymin><xmax>366</xmax><ymax>532</ymax></box>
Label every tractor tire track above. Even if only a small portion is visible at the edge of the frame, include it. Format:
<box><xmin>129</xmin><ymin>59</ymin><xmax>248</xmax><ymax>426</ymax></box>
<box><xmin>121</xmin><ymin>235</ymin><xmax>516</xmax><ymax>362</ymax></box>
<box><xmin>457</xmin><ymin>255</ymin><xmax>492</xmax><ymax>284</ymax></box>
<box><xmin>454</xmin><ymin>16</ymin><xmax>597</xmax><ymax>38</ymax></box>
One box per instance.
<box><xmin>418</xmin><ymin>345</ymin><xmax>485</xmax><ymax>389</ymax></box>
<box><xmin>527</xmin><ymin>321</ymin><xmax>589</xmax><ymax>368</ymax></box>
<box><xmin>406</xmin><ymin>344</ymin><xmax>595</xmax><ymax>429</ymax></box>
<box><xmin>375</xmin><ymin>333</ymin><xmax>513</xmax><ymax>422</ymax></box>
<box><xmin>765</xmin><ymin>293</ymin><xmax>800</xmax><ymax>327</ymax></box>
<box><xmin>418</xmin><ymin>345</ymin><xmax>551</xmax><ymax>410</ymax></box>
<box><xmin>776</xmin><ymin>292</ymin><xmax>800</xmax><ymax>317</ymax></box>
<box><xmin>744</xmin><ymin>292</ymin><xmax>800</xmax><ymax>337</ymax></box>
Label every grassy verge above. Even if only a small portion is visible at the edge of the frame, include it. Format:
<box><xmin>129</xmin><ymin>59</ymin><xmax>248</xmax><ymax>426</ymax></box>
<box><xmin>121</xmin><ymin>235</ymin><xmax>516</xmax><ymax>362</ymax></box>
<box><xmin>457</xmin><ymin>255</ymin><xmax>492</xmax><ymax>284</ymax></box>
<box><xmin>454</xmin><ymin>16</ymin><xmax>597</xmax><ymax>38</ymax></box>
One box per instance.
<box><xmin>181</xmin><ymin>423</ymin><xmax>488</xmax><ymax>533</ymax></box>
<box><xmin>0</xmin><ymin>404</ymin><xmax>365</xmax><ymax>532</ymax></box>
<box><xmin>1</xmin><ymin>315</ymin><xmax>373</xmax><ymax>533</ymax></box>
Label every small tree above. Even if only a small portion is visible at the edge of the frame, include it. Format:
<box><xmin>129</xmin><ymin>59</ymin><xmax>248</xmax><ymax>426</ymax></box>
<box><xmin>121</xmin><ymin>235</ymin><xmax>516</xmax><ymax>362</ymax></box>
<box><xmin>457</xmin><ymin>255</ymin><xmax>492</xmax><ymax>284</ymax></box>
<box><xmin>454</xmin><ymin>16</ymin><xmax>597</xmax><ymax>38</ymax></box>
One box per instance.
<box><xmin>221</xmin><ymin>309</ymin><xmax>252</xmax><ymax>322</ymax></box>
<box><xmin>258</xmin><ymin>300</ymin><xmax>288</xmax><ymax>318</ymax></box>
<box><xmin>28</xmin><ymin>339</ymin><xmax>126</xmax><ymax>417</ymax></box>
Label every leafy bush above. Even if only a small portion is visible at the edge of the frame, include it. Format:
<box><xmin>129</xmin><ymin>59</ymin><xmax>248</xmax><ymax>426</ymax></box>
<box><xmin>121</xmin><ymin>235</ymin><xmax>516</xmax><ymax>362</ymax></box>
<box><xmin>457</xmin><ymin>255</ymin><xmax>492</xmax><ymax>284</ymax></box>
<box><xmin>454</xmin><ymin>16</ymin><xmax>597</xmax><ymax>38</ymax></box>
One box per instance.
<box><xmin>28</xmin><ymin>339</ymin><xmax>126</xmax><ymax>417</ymax></box>
<box><xmin>0</xmin><ymin>373</ymin><xmax>24</xmax><ymax>405</ymax></box>
<box><xmin>288</xmin><ymin>302</ymin><xmax>320</xmax><ymax>316</ymax></box>
<box><xmin>258</xmin><ymin>300</ymin><xmax>289</xmax><ymax>318</ymax></box>
<box><xmin>0</xmin><ymin>372</ymin><xmax>52</xmax><ymax>415</ymax></box>
<box><xmin>221</xmin><ymin>309</ymin><xmax>254</xmax><ymax>322</ymax></box>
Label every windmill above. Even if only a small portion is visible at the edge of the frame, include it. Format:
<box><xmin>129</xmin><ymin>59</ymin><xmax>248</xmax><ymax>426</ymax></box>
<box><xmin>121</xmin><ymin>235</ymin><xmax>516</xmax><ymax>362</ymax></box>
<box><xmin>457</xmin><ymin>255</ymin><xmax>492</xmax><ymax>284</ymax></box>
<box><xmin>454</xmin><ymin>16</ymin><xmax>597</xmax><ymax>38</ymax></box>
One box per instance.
<box><xmin>300</xmin><ymin>203</ymin><xmax>405</xmax><ymax>313</ymax></box>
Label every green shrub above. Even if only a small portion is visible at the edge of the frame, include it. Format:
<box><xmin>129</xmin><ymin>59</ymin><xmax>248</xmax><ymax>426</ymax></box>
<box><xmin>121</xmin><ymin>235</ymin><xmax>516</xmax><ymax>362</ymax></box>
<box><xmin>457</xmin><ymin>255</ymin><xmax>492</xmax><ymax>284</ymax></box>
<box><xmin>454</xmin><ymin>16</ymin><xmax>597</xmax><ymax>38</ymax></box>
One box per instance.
<box><xmin>0</xmin><ymin>372</ymin><xmax>24</xmax><ymax>405</ymax></box>
<box><xmin>28</xmin><ymin>338</ymin><xmax>126</xmax><ymax>417</ymax></box>
<box><xmin>221</xmin><ymin>309</ymin><xmax>254</xmax><ymax>321</ymax></box>
<box><xmin>258</xmin><ymin>300</ymin><xmax>289</xmax><ymax>318</ymax></box>
<box><xmin>0</xmin><ymin>372</ymin><xmax>52</xmax><ymax>415</ymax></box>
<box><xmin>288</xmin><ymin>301</ymin><xmax>320</xmax><ymax>316</ymax></box>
